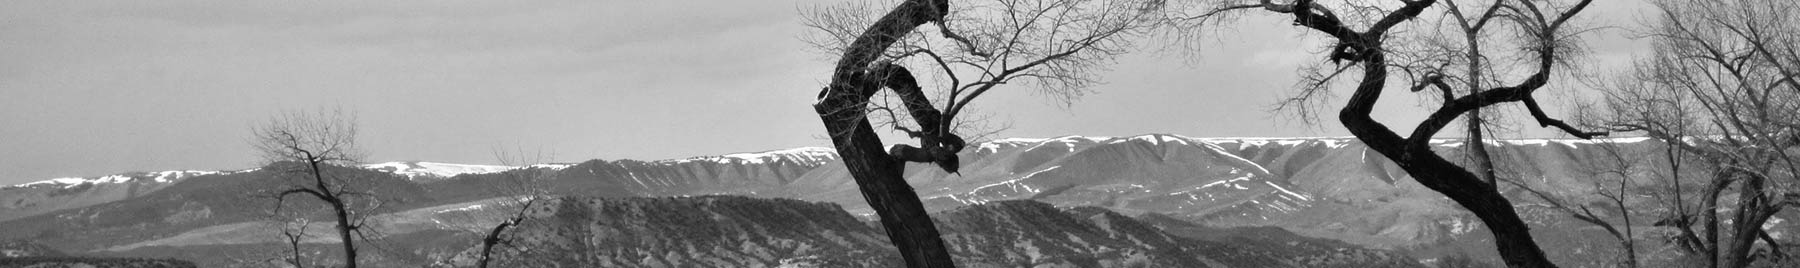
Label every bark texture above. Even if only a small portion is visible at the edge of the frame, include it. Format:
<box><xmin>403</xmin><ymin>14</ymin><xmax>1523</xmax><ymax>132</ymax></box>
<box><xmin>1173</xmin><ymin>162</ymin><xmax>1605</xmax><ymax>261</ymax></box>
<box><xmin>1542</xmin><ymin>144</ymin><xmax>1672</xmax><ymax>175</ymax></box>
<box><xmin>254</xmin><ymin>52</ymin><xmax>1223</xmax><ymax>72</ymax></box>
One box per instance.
<box><xmin>812</xmin><ymin>0</ymin><xmax>958</xmax><ymax>267</ymax></box>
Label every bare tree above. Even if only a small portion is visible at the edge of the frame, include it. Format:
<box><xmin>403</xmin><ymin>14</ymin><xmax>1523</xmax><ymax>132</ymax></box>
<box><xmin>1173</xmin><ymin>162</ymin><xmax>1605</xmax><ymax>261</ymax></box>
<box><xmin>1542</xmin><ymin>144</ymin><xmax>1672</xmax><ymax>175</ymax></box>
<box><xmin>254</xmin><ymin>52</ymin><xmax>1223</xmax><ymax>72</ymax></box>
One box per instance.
<box><xmin>252</xmin><ymin>182</ymin><xmax>326</xmax><ymax>268</ymax></box>
<box><xmin>472</xmin><ymin>198</ymin><xmax>539</xmax><ymax>268</ymax></box>
<box><xmin>275</xmin><ymin>216</ymin><xmax>314</xmax><ymax>268</ymax></box>
<box><xmin>804</xmin><ymin>0</ymin><xmax>1158</xmax><ymax>266</ymax></box>
<box><xmin>1187</xmin><ymin>0</ymin><xmax>1601</xmax><ymax>267</ymax></box>
<box><xmin>1595</xmin><ymin>1</ymin><xmax>1800</xmax><ymax>267</ymax></box>
<box><xmin>1507</xmin><ymin>137</ymin><xmax>1646</xmax><ymax>268</ymax></box>
<box><xmin>254</xmin><ymin>108</ymin><xmax>376</xmax><ymax>268</ymax></box>
<box><xmin>1428</xmin><ymin>0</ymin><xmax>1522</xmax><ymax>186</ymax></box>
<box><xmin>473</xmin><ymin>148</ymin><xmax>554</xmax><ymax>268</ymax></box>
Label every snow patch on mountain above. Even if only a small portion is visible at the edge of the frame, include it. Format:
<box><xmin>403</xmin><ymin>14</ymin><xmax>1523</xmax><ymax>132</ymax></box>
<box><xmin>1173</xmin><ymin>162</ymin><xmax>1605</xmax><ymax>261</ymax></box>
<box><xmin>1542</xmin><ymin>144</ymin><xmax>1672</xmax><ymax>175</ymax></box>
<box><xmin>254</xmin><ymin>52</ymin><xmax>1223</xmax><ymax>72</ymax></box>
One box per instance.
<box><xmin>980</xmin><ymin>134</ymin><xmax>1364</xmax><ymax>152</ymax></box>
<box><xmin>975</xmin><ymin>137</ymin><xmax>1053</xmax><ymax>153</ymax></box>
<box><xmin>1435</xmin><ymin>136</ymin><xmax>1657</xmax><ymax>148</ymax></box>
<box><xmin>360</xmin><ymin>161</ymin><xmax>534</xmax><ymax>179</ymax></box>
<box><xmin>1264</xmin><ymin>181</ymin><xmax>1311</xmax><ymax>202</ymax></box>
<box><xmin>662</xmin><ymin>147</ymin><xmax>837</xmax><ymax>165</ymax></box>
<box><xmin>1020</xmin><ymin>165</ymin><xmax>1061</xmax><ymax>178</ymax></box>
<box><xmin>9</xmin><ymin>170</ymin><xmax>227</xmax><ymax>189</ymax></box>
<box><xmin>12</xmin><ymin>178</ymin><xmax>89</xmax><ymax>188</ymax></box>
<box><xmin>1021</xmin><ymin>135</ymin><xmax>1110</xmax><ymax>151</ymax></box>
<box><xmin>1120</xmin><ymin>133</ymin><xmax>1191</xmax><ymax>146</ymax></box>
<box><xmin>527</xmin><ymin>163</ymin><xmax>574</xmax><ymax>169</ymax></box>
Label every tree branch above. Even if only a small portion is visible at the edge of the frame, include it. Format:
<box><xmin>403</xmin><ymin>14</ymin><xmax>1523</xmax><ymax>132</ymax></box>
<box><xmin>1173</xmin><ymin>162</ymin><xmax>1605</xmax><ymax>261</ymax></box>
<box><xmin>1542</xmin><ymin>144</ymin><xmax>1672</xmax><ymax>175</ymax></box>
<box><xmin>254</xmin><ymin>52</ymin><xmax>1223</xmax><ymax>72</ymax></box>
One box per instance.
<box><xmin>1523</xmin><ymin>96</ymin><xmax>1607</xmax><ymax>138</ymax></box>
<box><xmin>1407</xmin><ymin>0</ymin><xmax>1602</xmax><ymax>145</ymax></box>
<box><xmin>274</xmin><ymin>188</ymin><xmax>332</xmax><ymax>214</ymax></box>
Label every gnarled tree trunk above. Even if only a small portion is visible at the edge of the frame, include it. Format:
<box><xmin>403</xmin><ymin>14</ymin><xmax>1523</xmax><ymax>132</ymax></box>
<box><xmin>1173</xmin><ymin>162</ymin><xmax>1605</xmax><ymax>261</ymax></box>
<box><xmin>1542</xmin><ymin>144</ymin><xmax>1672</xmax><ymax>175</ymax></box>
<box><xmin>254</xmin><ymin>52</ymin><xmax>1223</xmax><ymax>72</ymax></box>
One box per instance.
<box><xmin>812</xmin><ymin>0</ymin><xmax>957</xmax><ymax>267</ymax></box>
<box><xmin>1243</xmin><ymin>0</ymin><xmax>1598</xmax><ymax>266</ymax></box>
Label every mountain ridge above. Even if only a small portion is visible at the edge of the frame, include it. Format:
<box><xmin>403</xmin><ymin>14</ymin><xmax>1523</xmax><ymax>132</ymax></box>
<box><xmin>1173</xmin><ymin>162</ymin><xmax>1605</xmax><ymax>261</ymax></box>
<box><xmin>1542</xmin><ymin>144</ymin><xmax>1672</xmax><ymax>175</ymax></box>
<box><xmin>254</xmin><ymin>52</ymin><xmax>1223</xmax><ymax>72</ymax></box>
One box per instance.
<box><xmin>0</xmin><ymin>133</ymin><xmax>1744</xmax><ymax>267</ymax></box>
<box><xmin>2</xmin><ymin>134</ymin><xmax>1654</xmax><ymax>189</ymax></box>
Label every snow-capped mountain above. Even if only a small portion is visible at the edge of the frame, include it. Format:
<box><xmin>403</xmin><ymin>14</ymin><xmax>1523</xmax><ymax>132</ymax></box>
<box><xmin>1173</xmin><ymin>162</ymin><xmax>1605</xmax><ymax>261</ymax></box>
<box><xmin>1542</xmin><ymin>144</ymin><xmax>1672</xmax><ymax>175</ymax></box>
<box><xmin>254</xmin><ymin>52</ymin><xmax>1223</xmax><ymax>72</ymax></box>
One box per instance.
<box><xmin>5</xmin><ymin>160</ymin><xmax>577</xmax><ymax>190</ymax></box>
<box><xmin>359</xmin><ymin>161</ymin><xmax>545</xmax><ymax>180</ymax></box>
<box><xmin>0</xmin><ymin>163</ymin><xmax>512</xmax><ymax>222</ymax></box>
<box><xmin>0</xmin><ymin>159</ymin><xmax>597</xmax><ymax>221</ymax></box>
<box><xmin>5</xmin><ymin>146</ymin><xmax>839</xmax><ymax>190</ymax></box>
<box><xmin>0</xmin><ymin>146</ymin><xmax>842</xmax><ymax>222</ymax></box>
<box><xmin>527</xmin><ymin>147</ymin><xmax>839</xmax><ymax>197</ymax></box>
<box><xmin>0</xmin><ymin>170</ymin><xmax>239</xmax><ymax>222</ymax></box>
<box><xmin>780</xmin><ymin>134</ymin><xmax>1699</xmax><ymax>266</ymax></box>
<box><xmin>661</xmin><ymin>147</ymin><xmax>837</xmax><ymax>165</ymax></box>
<box><xmin>8</xmin><ymin>170</ymin><xmax>227</xmax><ymax>189</ymax></box>
<box><xmin>792</xmin><ymin>134</ymin><xmax>1325</xmax><ymax>221</ymax></box>
<box><xmin>0</xmin><ymin>134</ymin><xmax>1750</xmax><ymax>267</ymax></box>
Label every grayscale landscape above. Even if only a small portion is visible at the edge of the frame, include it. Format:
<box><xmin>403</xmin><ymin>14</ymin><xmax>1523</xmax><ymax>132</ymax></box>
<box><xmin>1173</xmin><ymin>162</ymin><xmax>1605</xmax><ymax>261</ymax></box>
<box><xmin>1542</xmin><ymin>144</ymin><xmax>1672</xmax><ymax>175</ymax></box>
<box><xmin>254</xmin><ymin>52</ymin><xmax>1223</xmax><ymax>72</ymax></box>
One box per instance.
<box><xmin>1</xmin><ymin>0</ymin><xmax>1796</xmax><ymax>267</ymax></box>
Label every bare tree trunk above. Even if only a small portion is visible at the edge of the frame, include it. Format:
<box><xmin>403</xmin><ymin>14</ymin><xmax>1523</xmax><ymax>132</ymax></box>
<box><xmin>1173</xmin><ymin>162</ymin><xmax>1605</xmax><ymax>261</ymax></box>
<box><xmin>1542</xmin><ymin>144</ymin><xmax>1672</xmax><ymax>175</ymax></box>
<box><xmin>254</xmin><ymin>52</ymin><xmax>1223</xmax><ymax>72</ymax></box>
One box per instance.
<box><xmin>1722</xmin><ymin>176</ymin><xmax>1775</xmax><ymax>268</ymax></box>
<box><xmin>813</xmin><ymin>0</ymin><xmax>956</xmax><ymax>267</ymax></box>
<box><xmin>1380</xmin><ymin>148</ymin><xmax>1558</xmax><ymax>267</ymax></box>
<box><xmin>1663</xmin><ymin>140</ymin><xmax>1707</xmax><ymax>255</ymax></box>
<box><xmin>1339</xmin><ymin>50</ymin><xmax>1557</xmax><ymax>267</ymax></box>
<box><xmin>1616</xmin><ymin>179</ymin><xmax>1638</xmax><ymax>268</ymax></box>
<box><xmin>818</xmin><ymin>122</ymin><xmax>955</xmax><ymax>267</ymax></box>
<box><xmin>1703</xmin><ymin>175</ymin><xmax>1728</xmax><ymax>268</ymax></box>
<box><xmin>312</xmin><ymin>160</ymin><xmax>358</xmax><ymax>268</ymax></box>
<box><xmin>1467</xmin><ymin>112</ymin><xmax>1496</xmax><ymax>183</ymax></box>
<box><xmin>1622</xmin><ymin>209</ymin><xmax>1636</xmax><ymax>267</ymax></box>
<box><xmin>1463</xmin><ymin>29</ymin><xmax>1494</xmax><ymax>185</ymax></box>
<box><xmin>288</xmin><ymin>234</ymin><xmax>305</xmax><ymax>268</ymax></box>
<box><xmin>255</xmin><ymin>109</ymin><xmax>365</xmax><ymax>268</ymax></box>
<box><xmin>1262</xmin><ymin>0</ymin><xmax>1580</xmax><ymax>266</ymax></box>
<box><xmin>333</xmin><ymin>203</ymin><xmax>356</xmax><ymax>268</ymax></box>
<box><xmin>285</xmin><ymin>160</ymin><xmax>360</xmax><ymax>268</ymax></box>
<box><xmin>477</xmin><ymin>220</ymin><xmax>517</xmax><ymax>268</ymax></box>
<box><xmin>1313</xmin><ymin>1</ymin><xmax>1571</xmax><ymax>265</ymax></box>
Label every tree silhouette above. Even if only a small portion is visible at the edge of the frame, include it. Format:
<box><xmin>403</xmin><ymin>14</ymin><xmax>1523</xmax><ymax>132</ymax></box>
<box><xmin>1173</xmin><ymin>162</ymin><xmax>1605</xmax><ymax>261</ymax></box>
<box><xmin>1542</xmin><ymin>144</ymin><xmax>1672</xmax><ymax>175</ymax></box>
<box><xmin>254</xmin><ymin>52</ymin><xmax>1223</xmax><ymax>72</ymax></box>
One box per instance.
<box><xmin>805</xmin><ymin>0</ymin><xmax>1157</xmax><ymax>266</ymax></box>
<box><xmin>1188</xmin><ymin>0</ymin><xmax>1600</xmax><ymax>266</ymax></box>
<box><xmin>254</xmin><ymin>108</ymin><xmax>378</xmax><ymax>268</ymax></box>
<box><xmin>1595</xmin><ymin>1</ymin><xmax>1800</xmax><ymax>266</ymax></box>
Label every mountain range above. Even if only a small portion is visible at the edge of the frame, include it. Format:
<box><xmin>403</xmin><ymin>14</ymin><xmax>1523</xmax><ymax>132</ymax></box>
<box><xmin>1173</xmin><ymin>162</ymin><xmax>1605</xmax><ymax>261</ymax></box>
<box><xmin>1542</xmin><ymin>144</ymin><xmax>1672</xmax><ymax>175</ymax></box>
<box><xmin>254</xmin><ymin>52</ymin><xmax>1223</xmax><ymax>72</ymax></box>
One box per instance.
<box><xmin>443</xmin><ymin>196</ymin><xmax>1420</xmax><ymax>268</ymax></box>
<box><xmin>0</xmin><ymin>134</ymin><xmax>1778</xmax><ymax>267</ymax></box>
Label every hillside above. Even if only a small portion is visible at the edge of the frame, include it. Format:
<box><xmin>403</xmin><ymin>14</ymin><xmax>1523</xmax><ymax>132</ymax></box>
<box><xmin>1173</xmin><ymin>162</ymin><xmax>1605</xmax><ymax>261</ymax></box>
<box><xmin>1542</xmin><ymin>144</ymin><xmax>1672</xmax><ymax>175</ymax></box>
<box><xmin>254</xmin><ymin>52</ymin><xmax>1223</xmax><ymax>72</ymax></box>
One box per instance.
<box><xmin>1</xmin><ymin>134</ymin><xmax>1781</xmax><ymax>267</ymax></box>
<box><xmin>447</xmin><ymin>196</ymin><xmax>1419</xmax><ymax>268</ymax></box>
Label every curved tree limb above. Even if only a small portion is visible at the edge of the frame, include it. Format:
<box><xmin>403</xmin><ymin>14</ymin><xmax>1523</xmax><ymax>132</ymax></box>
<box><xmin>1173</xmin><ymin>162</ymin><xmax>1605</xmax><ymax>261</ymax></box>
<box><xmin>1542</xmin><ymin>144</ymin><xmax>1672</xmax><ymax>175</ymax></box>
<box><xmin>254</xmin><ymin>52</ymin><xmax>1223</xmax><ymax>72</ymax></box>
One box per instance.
<box><xmin>871</xmin><ymin>62</ymin><xmax>966</xmax><ymax>173</ymax></box>
<box><xmin>813</xmin><ymin>0</ymin><xmax>957</xmax><ymax>267</ymax></box>
<box><xmin>1225</xmin><ymin>0</ymin><xmax>1586</xmax><ymax>266</ymax></box>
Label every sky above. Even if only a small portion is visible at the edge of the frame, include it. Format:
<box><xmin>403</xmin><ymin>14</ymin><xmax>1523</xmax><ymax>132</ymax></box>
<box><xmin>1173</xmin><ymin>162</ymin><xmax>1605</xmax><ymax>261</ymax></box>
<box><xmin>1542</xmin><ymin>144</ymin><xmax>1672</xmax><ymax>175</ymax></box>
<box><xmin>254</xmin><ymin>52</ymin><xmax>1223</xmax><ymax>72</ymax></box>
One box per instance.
<box><xmin>0</xmin><ymin>0</ymin><xmax>1650</xmax><ymax>184</ymax></box>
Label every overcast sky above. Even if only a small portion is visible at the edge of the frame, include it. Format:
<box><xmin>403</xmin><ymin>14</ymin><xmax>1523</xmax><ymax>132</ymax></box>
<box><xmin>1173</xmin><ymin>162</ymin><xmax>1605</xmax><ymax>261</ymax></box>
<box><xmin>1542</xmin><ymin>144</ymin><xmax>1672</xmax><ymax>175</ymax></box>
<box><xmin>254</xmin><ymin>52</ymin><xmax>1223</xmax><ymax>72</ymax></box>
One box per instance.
<box><xmin>0</xmin><ymin>0</ymin><xmax>1649</xmax><ymax>184</ymax></box>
